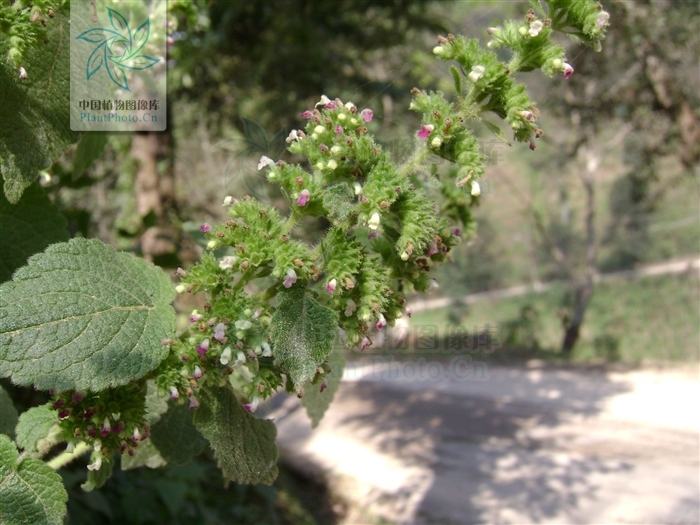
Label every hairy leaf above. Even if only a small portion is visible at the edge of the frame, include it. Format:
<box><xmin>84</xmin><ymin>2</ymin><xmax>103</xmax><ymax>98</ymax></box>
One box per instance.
<box><xmin>0</xmin><ymin>434</ymin><xmax>68</xmax><ymax>525</ymax></box>
<box><xmin>194</xmin><ymin>385</ymin><xmax>278</xmax><ymax>485</ymax></box>
<box><xmin>0</xmin><ymin>8</ymin><xmax>78</xmax><ymax>203</ymax></box>
<box><xmin>0</xmin><ymin>238</ymin><xmax>176</xmax><ymax>391</ymax></box>
<box><xmin>14</xmin><ymin>406</ymin><xmax>58</xmax><ymax>458</ymax></box>
<box><xmin>0</xmin><ymin>386</ymin><xmax>18</xmax><ymax>438</ymax></box>
<box><xmin>72</xmin><ymin>133</ymin><xmax>108</xmax><ymax>181</ymax></box>
<box><xmin>0</xmin><ymin>183</ymin><xmax>69</xmax><ymax>284</ymax></box>
<box><xmin>300</xmin><ymin>346</ymin><xmax>345</xmax><ymax>428</ymax></box>
<box><xmin>120</xmin><ymin>439</ymin><xmax>166</xmax><ymax>471</ymax></box>
<box><xmin>271</xmin><ymin>287</ymin><xmax>338</xmax><ymax>391</ymax></box>
<box><xmin>151</xmin><ymin>403</ymin><xmax>207</xmax><ymax>465</ymax></box>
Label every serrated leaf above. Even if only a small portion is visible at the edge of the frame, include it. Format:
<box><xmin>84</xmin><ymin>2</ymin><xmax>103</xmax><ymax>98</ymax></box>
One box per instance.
<box><xmin>81</xmin><ymin>455</ymin><xmax>113</xmax><ymax>492</ymax></box>
<box><xmin>150</xmin><ymin>403</ymin><xmax>207</xmax><ymax>465</ymax></box>
<box><xmin>0</xmin><ymin>434</ymin><xmax>68</xmax><ymax>525</ymax></box>
<box><xmin>194</xmin><ymin>385</ymin><xmax>278</xmax><ymax>485</ymax></box>
<box><xmin>120</xmin><ymin>438</ymin><xmax>166</xmax><ymax>471</ymax></box>
<box><xmin>0</xmin><ymin>183</ymin><xmax>69</xmax><ymax>284</ymax></box>
<box><xmin>271</xmin><ymin>287</ymin><xmax>338</xmax><ymax>391</ymax></box>
<box><xmin>450</xmin><ymin>65</ymin><xmax>462</xmax><ymax>95</ymax></box>
<box><xmin>72</xmin><ymin>133</ymin><xmax>108</xmax><ymax>181</ymax></box>
<box><xmin>14</xmin><ymin>406</ymin><xmax>58</xmax><ymax>457</ymax></box>
<box><xmin>0</xmin><ymin>238</ymin><xmax>176</xmax><ymax>391</ymax></box>
<box><xmin>0</xmin><ymin>8</ymin><xmax>79</xmax><ymax>203</ymax></box>
<box><xmin>300</xmin><ymin>346</ymin><xmax>345</xmax><ymax>428</ymax></box>
<box><xmin>0</xmin><ymin>386</ymin><xmax>18</xmax><ymax>438</ymax></box>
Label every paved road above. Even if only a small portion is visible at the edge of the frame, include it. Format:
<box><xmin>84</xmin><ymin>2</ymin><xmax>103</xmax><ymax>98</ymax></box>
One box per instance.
<box><xmin>269</xmin><ymin>363</ymin><xmax>700</xmax><ymax>524</ymax></box>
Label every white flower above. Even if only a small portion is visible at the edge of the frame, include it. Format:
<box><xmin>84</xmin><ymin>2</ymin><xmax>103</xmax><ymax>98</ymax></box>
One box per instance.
<box><xmin>344</xmin><ymin>101</ymin><xmax>355</xmax><ymax>110</ymax></box>
<box><xmin>223</xmin><ymin>196</ymin><xmax>235</xmax><ymax>206</ymax></box>
<box><xmin>220</xmin><ymin>346</ymin><xmax>232</xmax><ymax>365</ymax></box>
<box><xmin>529</xmin><ymin>20</ymin><xmax>544</xmax><ymax>37</ymax></box>
<box><xmin>327</xmin><ymin>159</ymin><xmax>338</xmax><ymax>170</ymax></box>
<box><xmin>314</xmin><ymin>125</ymin><xmax>326</xmax><ymax>135</ymax></box>
<box><xmin>468</xmin><ymin>65</ymin><xmax>486</xmax><ymax>83</ymax></box>
<box><xmin>596</xmin><ymin>11</ymin><xmax>610</xmax><ymax>28</ymax></box>
<box><xmin>471</xmin><ymin>181</ymin><xmax>481</xmax><ymax>196</ymax></box>
<box><xmin>400</xmin><ymin>251</ymin><xmax>409</xmax><ymax>261</ymax></box>
<box><xmin>376</xmin><ymin>313</ymin><xmax>386</xmax><ymax>330</ymax></box>
<box><xmin>235</xmin><ymin>319</ymin><xmax>253</xmax><ymax>330</ymax></box>
<box><xmin>87</xmin><ymin>456</ymin><xmax>102</xmax><ymax>471</ymax></box>
<box><xmin>219</xmin><ymin>256</ymin><xmax>238</xmax><ymax>270</ymax></box>
<box><xmin>261</xmin><ymin>342</ymin><xmax>272</xmax><ymax>357</ymax></box>
<box><xmin>286</xmin><ymin>129</ymin><xmax>300</xmax><ymax>143</ymax></box>
<box><xmin>354</xmin><ymin>183</ymin><xmax>363</xmax><ymax>195</ymax></box>
<box><xmin>368</xmin><ymin>212</ymin><xmax>381</xmax><ymax>230</ymax></box>
<box><xmin>236</xmin><ymin>351</ymin><xmax>246</xmax><ymax>363</ymax></box>
<box><xmin>257</xmin><ymin>155</ymin><xmax>274</xmax><ymax>170</ymax></box>
<box><xmin>175</xmin><ymin>284</ymin><xmax>186</xmax><ymax>294</ymax></box>
<box><xmin>243</xmin><ymin>397</ymin><xmax>260</xmax><ymax>412</ymax></box>
<box><xmin>315</xmin><ymin>94</ymin><xmax>331</xmax><ymax>107</ymax></box>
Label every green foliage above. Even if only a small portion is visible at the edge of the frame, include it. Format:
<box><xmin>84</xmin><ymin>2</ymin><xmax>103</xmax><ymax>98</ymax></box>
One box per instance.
<box><xmin>271</xmin><ymin>288</ymin><xmax>338</xmax><ymax>392</ymax></box>
<box><xmin>71</xmin><ymin>133</ymin><xmax>109</xmax><ymax>181</ymax></box>
<box><xmin>300</xmin><ymin>345</ymin><xmax>345</xmax><ymax>428</ymax></box>
<box><xmin>150</xmin><ymin>403</ymin><xmax>207</xmax><ymax>466</ymax></box>
<box><xmin>0</xmin><ymin>4</ymin><xmax>78</xmax><ymax>203</ymax></box>
<box><xmin>0</xmin><ymin>385</ymin><xmax>18</xmax><ymax>438</ymax></box>
<box><xmin>15</xmin><ymin>406</ymin><xmax>58</xmax><ymax>458</ymax></box>
<box><xmin>0</xmin><ymin>238</ymin><xmax>176</xmax><ymax>391</ymax></box>
<box><xmin>194</xmin><ymin>385</ymin><xmax>278</xmax><ymax>485</ymax></box>
<box><xmin>0</xmin><ymin>183</ymin><xmax>69</xmax><ymax>284</ymax></box>
<box><xmin>0</xmin><ymin>434</ymin><xmax>68</xmax><ymax>525</ymax></box>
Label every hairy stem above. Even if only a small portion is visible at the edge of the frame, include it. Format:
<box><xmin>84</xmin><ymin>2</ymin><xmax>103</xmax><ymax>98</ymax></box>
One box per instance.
<box><xmin>47</xmin><ymin>442</ymin><xmax>91</xmax><ymax>471</ymax></box>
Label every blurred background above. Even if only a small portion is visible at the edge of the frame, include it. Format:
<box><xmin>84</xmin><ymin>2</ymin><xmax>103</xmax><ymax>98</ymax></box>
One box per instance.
<box><xmin>25</xmin><ymin>0</ymin><xmax>700</xmax><ymax>523</ymax></box>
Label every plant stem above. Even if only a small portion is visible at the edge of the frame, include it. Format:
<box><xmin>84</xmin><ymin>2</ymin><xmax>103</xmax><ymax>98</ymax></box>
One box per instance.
<box><xmin>397</xmin><ymin>143</ymin><xmax>432</xmax><ymax>178</ymax></box>
<box><xmin>47</xmin><ymin>442</ymin><xmax>91</xmax><ymax>471</ymax></box>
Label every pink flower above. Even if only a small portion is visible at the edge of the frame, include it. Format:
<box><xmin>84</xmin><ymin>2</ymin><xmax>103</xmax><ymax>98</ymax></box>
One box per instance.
<box><xmin>368</xmin><ymin>231</ymin><xmax>378</xmax><ymax>240</ymax></box>
<box><xmin>297</xmin><ymin>189</ymin><xmax>311</xmax><ymax>207</ymax></box>
<box><xmin>529</xmin><ymin>139</ymin><xmax>537</xmax><ymax>151</ymax></box>
<box><xmin>72</xmin><ymin>391</ymin><xmax>85</xmax><ymax>404</ymax></box>
<box><xmin>361</xmin><ymin>108</ymin><xmax>373</xmax><ymax>122</ymax></box>
<box><xmin>193</xmin><ymin>366</ymin><xmax>203</xmax><ymax>379</ymax></box>
<box><xmin>418</xmin><ymin>124</ymin><xmax>434</xmax><ymax>139</ymax></box>
<box><xmin>325</xmin><ymin>101</ymin><xmax>337</xmax><ymax>109</ymax></box>
<box><xmin>427</xmin><ymin>242</ymin><xmax>438</xmax><ymax>256</ymax></box>
<box><xmin>175</xmin><ymin>267</ymin><xmax>187</xmax><ymax>277</ymax></box>
<box><xmin>196</xmin><ymin>338</ymin><xmax>210</xmax><ymax>356</ymax></box>
<box><xmin>450</xmin><ymin>226</ymin><xmax>461</xmax><ymax>237</ymax></box>
<box><xmin>189</xmin><ymin>312</ymin><xmax>203</xmax><ymax>323</ymax></box>
<box><xmin>335</xmin><ymin>125</ymin><xmax>344</xmax><ymax>134</ymax></box>
<box><xmin>283</xmin><ymin>269</ymin><xmax>298</xmax><ymax>288</ymax></box>
<box><xmin>376</xmin><ymin>313</ymin><xmax>387</xmax><ymax>330</ymax></box>
<box><xmin>243</xmin><ymin>397</ymin><xmax>260</xmax><ymax>412</ymax></box>
<box><xmin>199</xmin><ymin>223</ymin><xmax>211</xmax><ymax>233</ymax></box>
<box><xmin>563</xmin><ymin>63</ymin><xmax>574</xmax><ymax>79</ymax></box>
<box><xmin>301</xmin><ymin>111</ymin><xmax>313</xmax><ymax>119</ymax></box>
<box><xmin>320</xmin><ymin>378</ymin><xmax>328</xmax><ymax>393</ymax></box>
<box><xmin>258</xmin><ymin>155</ymin><xmax>275</xmax><ymax>170</ymax></box>
<box><xmin>405</xmin><ymin>307</ymin><xmax>412</xmax><ymax>318</ymax></box>
<box><xmin>100</xmin><ymin>418</ymin><xmax>111</xmax><ymax>437</ymax></box>
<box><xmin>213</xmin><ymin>323</ymin><xmax>226</xmax><ymax>343</ymax></box>
<box><xmin>360</xmin><ymin>337</ymin><xmax>371</xmax><ymax>351</ymax></box>
<box><xmin>169</xmin><ymin>386</ymin><xmax>179</xmax><ymax>399</ymax></box>
<box><xmin>326</xmin><ymin>279</ymin><xmax>337</xmax><ymax>293</ymax></box>
<box><xmin>188</xmin><ymin>395</ymin><xmax>200</xmax><ymax>410</ymax></box>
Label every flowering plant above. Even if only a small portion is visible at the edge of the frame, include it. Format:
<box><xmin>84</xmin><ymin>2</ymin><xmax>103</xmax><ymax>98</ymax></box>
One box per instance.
<box><xmin>0</xmin><ymin>1</ymin><xmax>607</xmax><ymax>522</ymax></box>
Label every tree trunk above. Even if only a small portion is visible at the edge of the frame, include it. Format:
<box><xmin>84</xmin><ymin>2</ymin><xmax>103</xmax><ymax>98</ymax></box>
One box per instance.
<box><xmin>562</xmin><ymin>148</ymin><xmax>599</xmax><ymax>355</ymax></box>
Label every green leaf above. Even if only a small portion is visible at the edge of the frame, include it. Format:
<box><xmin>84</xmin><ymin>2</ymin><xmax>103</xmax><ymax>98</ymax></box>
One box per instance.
<box><xmin>194</xmin><ymin>385</ymin><xmax>278</xmax><ymax>485</ymax></box>
<box><xmin>300</xmin><ymin>346</ymin><xmax>345</xmax><ymax>428</ymax></box>
<box><xmin>480</xmin><ymin>119</ymin><xmax>512</xmax><ymax>146</ymax></box>
<box><xmin>81</xmin><ymin>454</ymin><xmax>113</xmax><ymax>492</ymax></box>
<box><xmin>150</xmin><ymin>403</ymin><xmax>207</xmax><ymax>466</ymax></box>
<box><xmin>0</xmin><ymin>434</ymin><xmax>68</xmax><ymax>525</ymax></box>
<box><xmin>0</xmin><ymin>183</ymin><xmax>69</xmax><ymax>284</ymax></box>
<box><xmin>0</xmin><ymin>8</ymin><xmax>79</xmax><ymax>203</ymax></box>
<box><xmin>120</xmin><ymin>439</ymin><xmax>166</xmax><ymax>471</ymax></box>
<box><xmin>271</xmin><ymin>287</ymin><xmax>338</xmax><ymax>392</ymax></box>
<box><xmin>321</xmin><ymin>183</ymin><xmax>356</xmax><ymax>225</ymax></box>
<box><xmin>72</xmin><ymin>133</ymin><xmax>108</xmax><ymax>181</ymax></box>
<box><xmin>450</xmin><ymin>65</ymin><xmax>462</xmax><ymax>95</ymax></box>
<box><xmin>0</xmin><ymin>238</ymin><xmax>176</xmax><ymax>391</ymax></box>
<box><xmin>0</xmin><ymin>386</ymin><xmax>18</xmax><ymax>438</ymax></box>
<box><xmin>14</xmin><ymin>406</ymin><xmax>58</xmax><ymax>458</ymax></box>
<box><xmin>143</xmin><ymin>380</ymin><xmax>169</xmax><ymax>425</ymax></box>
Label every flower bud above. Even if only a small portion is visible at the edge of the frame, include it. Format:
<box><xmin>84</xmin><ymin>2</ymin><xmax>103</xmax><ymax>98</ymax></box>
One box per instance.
<box><xmin>19</xmin><ymin>67</ymin><xmax>27</xmax><ymax>80</ymax></box>
<box><xmin>368</xmin><ymin>212</ymin><xmax>381</xmax><ymax>230</ymax></box>
<box><xmin>433</xmin><ymin>46</ymin><xmax>444</xmax><ymax>55</ymax></box>
<box><xmin>326</xmin><ymin>279</ymin><xmax>337</xmax><ymax>293</ymax></box>
<box><xmin>471</xmin><ymin>181</ymin><xmax>481</xmax><ymax>196</ymax></box>
<box><xmin>297</xmin><ymin>189</ymin><xmax>311</xmax><ymax>207</ymax></box>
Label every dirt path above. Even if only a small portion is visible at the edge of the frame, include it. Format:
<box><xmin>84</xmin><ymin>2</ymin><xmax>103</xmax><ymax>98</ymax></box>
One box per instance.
<box><xmin>269</xmin><ymin>363</ymin><xmax>699</xmax><ymax>524</ymax></box>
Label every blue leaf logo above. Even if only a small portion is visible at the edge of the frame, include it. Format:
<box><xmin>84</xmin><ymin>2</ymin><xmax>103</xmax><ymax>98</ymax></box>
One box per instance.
<box><xmin>76</xmin><ymin>8</ymin><xmax>160</xmax><ymax>92</ymax></box>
